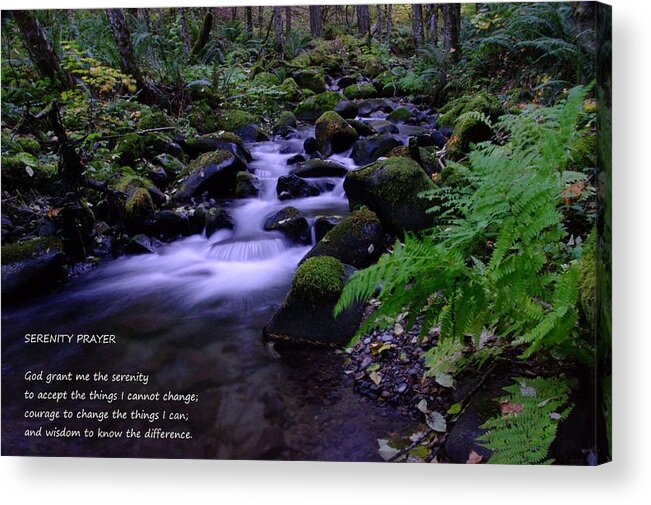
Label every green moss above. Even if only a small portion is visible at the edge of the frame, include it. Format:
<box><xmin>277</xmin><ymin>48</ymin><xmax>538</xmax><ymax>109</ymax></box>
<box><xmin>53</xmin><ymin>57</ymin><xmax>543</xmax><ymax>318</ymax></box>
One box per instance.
<box><xmin>185</xmin><ymin>150</ymin><xmax>232</xmax><ymax>175</ymax></box>
<box><xmin>343</xmin><ymin>83</ymin><xmax>377</xmax><ymax>100</ymax></box>
<box><xmin>188</xmin><ymin>101</ymin><xmax>218</xmax><ymax>133</ymax></box>
<box><xmin>253</xmin><ymin>72</ymin><xmax>280</xmax><ymax>86</ymax></box>
<box><xmin>292</xmin><ymin>67</ymin><xmax>326</xmax><ymax>94</ymax></box>
<box><xmin>321</xmin><ymin>208</ymin><xmax>379</xmax><ymax>247</ymax></box>
<box><xmin>387</xmin><ymin>107</ymin><xmax>411</xmax><ymax>122</ymax></box>
<box><xmin>125</xmin><ymin>187</ymin><xmax>155</xmax><ymax>221</ymax></box>
<box><xmin>569</xmin><ymin>132</ymin><xmax>596</xmax><ymax>170</ymax></box>
<box><xmin>315</xmin><ymin>111</ymin><xmax>358</xmax><ymax>153</ymax></box>
<box><xmin>116</xmin><ymin>173</ymin><xmax>155</xmax><ymax>193</ymax></box>
<box><xmin>290</xmin><ymin>256</ymin><xmax>345</xmax><ymax>303</ymax></box>
<box><xmin>215</xmin><ymin>110</ymin><xmax>255</xmax><ymax>132</ymax></box>
<box><xmin>438</xmin><ymin>92</ymin><xmax>503</xmax><ymax>128</ymax></box>
<box><xmin>438</xmin><ymin>164</ymin><xmax>468</xmax><ymax>188</ymax></box>
<box><xmin>1</xmin><ymin>236</ymin><xmax>63</xmax><ymax>265</ymax></box>
<box><xmin>386</xmin><ymin>146</ymin><xmax>410</xmax><ymax>158</ymax></box>
<box><xmin>578</xmin><ymin>229</ymin><xmax>597</xmax><ymax>329</ymax></box>
<box><xmin>154</xmin><ymin>154</ymin><xmax>185</xmax><ymax>175</ymax></box>
<box><xmin>279</xmin><ymin>77</ymin><xmax>301</xmax><ymax>102</ymax></box>
<box><xmin>138</xmin><ymin>108</ymin><xmax>173</xmax><ymax>130</ymax></box>
<box><xmin>116</xmin><ymin>133</ymin><xmax>145</xmax><ymax>165</ymax></box>
<box><xmin>2</xmin><ymin>132</ymin><xmax>41</xmax><ymax>155</ymax></box>
<box><xmin>275</xmin><ymin>111</ymin><xmax>297</xmax><ymax>129</ymax></box>
<box><xmin>294</xmin><ymin>91</ymin><xmax>344</xmax><ymax>121</ymax></box>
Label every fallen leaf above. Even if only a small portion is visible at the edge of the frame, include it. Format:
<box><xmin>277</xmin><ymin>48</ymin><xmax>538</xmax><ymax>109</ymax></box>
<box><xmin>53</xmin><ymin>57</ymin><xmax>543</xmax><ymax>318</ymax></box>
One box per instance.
<box><xmin>369</xmin><ymin>371</ymin><xmax>382</xmax><ymax>385</ymax></box>
<box><xmin>435</xmin><ymin>373</ymin><xmax>454</xmax><ymax>388</ymax></box>
<box><xmin>519</xmin><ymin>381</ymin><xmax>537</xmax><ymax>397</ymax></box>
<box><xmin>466</xmin><ymin>450</ymin><xmax>483</xmax><ymax>464</ymax></box>
<box><xmin>549</xmin><ymin>412</ymin><xmax>562</xmax><ymax>421</ymax></box>
<box><xmin>425</xmin><ymin>411</ymin><xmax>447</xmax><ymax>432</ymax></box>
<box><xmin>416</xmin><ymin>399</ymin><xmax>429</xmax><ymax>414</ymax></box>
<box><xmin>366</xmin><ymin>363</ymin><xmax>380</xmax><ymax>372</ymax></box>
<box><xmin>500</xmin><ymin>401</ymin><xmax>524</xmax><ymax>415</ymax></box>
<box><xmin>394</xmin><ymin>323</ymin><xmax>404</xmax><ymax>336</ymax></box>
<box><xmin>447</xmin><ymin>402</ymin><xmax>463</xmax><ymax>415</ymax></box>
<box><xmin>378</xmin><ymin>439</ymin><xmax>401</xmax><ymax>461</ymax></box>
<box><xmin>370</xmin><ymin>342</ymin><xmax>393</xmax><ymax>355</ymax></box>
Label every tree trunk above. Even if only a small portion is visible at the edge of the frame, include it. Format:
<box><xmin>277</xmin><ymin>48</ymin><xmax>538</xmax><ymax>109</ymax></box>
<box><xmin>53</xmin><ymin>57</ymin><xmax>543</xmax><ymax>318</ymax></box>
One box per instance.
<box><xmin>273</xmin><ymin>7</ymin><xmax>284</xmax><ymax>58</ymax></box>
<box><xmin>179</xmin><ymin>9</ymin><xmax>191</xmax><ymax>56</ymax></box>
<box><xmin>373</xmin><ymin>5</ymin><xmax>383</xmax><ymax>39</ymax></box>
<box><xmin>285</xmin><ymin>7</ymin><xmax>292</xmax><ymax>37</ymax></box>
<box><xmin>309</xmin><ymin>6</ymin><xmax>323</xmax><ymax>38</ymax></box>
<box><xmin>357</xmin><ymin>5</ymin><xmax>370</xmax><ymax>37</ymax></box>
<box><xmin>246</xmin><ymin>7</ymin><xmax>253</xmax><ymax>34</ymax></box>
<box><xmin>385</xmin><ymin>4</ymin><xmax>393</xmax><ymax>47</ymax></box>
<box><xmin>412</xmin><ymin>4</ymin><xmax>424</xmax><ymax>48</ymax></box>
<box><xmin>442</xmin><ymin>3</ymin><xmax>461</xmax><ymax>61</ymax></box>
<box><xmin>190</xmin><ymin>11</ymin><xmax>213</xmax><ymax>62</ymax></box>
<box><xmin>426</xmin><ymin>4</ymin><xmax>439</xmax><ymax>45</ymax></box>
<box><xmin>231</xmin><ymin>7</ymin><xmax>237</xmax><ymax>21</ymax></box>
<box><xmin>258</xmin><ymin>6</ymin><xmax>263</xmax><ymax>32</ymax></box>
<box><xmin>13</xmin><ymin>10</ymin><xmax>73</xmax><ymax>89</ymax></box>
<box><xmin>106</xmin><ymin>8</ymin><xmax>156</xmax><ymax>103</ymax></box>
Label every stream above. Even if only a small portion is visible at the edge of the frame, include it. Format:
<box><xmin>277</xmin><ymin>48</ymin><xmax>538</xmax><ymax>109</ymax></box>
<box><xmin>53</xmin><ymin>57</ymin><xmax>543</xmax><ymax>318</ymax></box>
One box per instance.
<box><xmin>1</xmin><ymin>122</ymin><xmax>419</xmax><ymax>460</ymax></box>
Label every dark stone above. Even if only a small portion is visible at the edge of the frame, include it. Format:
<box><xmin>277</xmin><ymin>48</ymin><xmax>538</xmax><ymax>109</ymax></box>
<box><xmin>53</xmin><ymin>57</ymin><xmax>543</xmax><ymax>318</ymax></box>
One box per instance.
<box><xmin>59</xmin><ymin>202</ymin><xmax>95</xmax><ymax>260</ymax></box>
<box><xmin>351</xmin><ymin>134</ymin><xmax>402</xmax><ymax>166</ymax></box>
<box><xmin>347</xmin><ymin>120</ymin><xmax>377</xmax><ymax>137</ymax></box>
<box><xmin>147</xmin><ymin>166</ymin><xmax>169</xmax><ymax>189</ymax></box>
<box><xmin>273</xmin><ymin>126</ymin><xmax>300</xmax><ymax>139</ymax></box>
<box><xmin>205</xmin><ymin>207</ymin><xmax>234</xmax><ymax>237</ymax></box>
<box><xmin>287</xmin><ymin>154</ymin><xmax>306</xmax><ymax>165</ymax></box>
<box><xmin>126</xmin><ymin>234</ymin><xmax>155</xmax><ymax>255</ymax></box>
<box><xmin>334</xmin><ymin>100</ymin><xmax>359</xmax><ymax>119</ymax></box>
<box><xmin>1</xmin><ymin>250</ymin><xmax>67</xmax><ymax>302</ymax></box>
<box><xmin>235</xmin><ymin>172</ymin><xmax>260</xmax><ymax>198</ymax></box>
<box><xmin>291</xmin><ymin>159</ymin><xmax>348</xmax><ymax>178</ymax></box>
<box><xmin>179</xmin><ymin>133</ymin><xmax>252</xmax><ymax>163</ymax></box>
<box><xmin>144</xmin><ymin>210</ymin><xmax>190</xmax><ymax>241</ymax></box>
<box><xmin>315</xmin><ymin>111</ymin><xmax>359</xmax><ymax>155</ymax></box>
<box><xmin>276</xmin><ymin>175</ymin><xmax>320</xmax><ymax>200</ymax></box>
<box><xmin>302</xmin><ymin>209</ymin><xmax>384</xmax><ymax>269</ymax></box>
<box><xmin>357</xmin><ymin>99</ymin><xmax>395</xmax><ymax>116</ymax></box>
<box><xmin>235</xmin><ymin>123</ymin><xmax>270</xmax><ymax>143</ymax></box>
<box><xmin>337</xmin><ymin>75</ymin><xmax>359</xmax><ymax>89</ymax></box>
<box><xmin>303</xmin><ymin>137</ymin><xmax>318</xmax><ymax>155</ymax></box>
<box><xmin>313</xmin><ymin>216</ymin><xmax>341</xmax><ymax>242</ymax></box>
<box><xmin>264</xmin><ymin>207</ymin><xmax>310</xmax><ymax>244</ymax></box>
<box><xmin>173</xmin><ymin>151</ymin><xmax>247</xmax><ymax>202</ymax></box>
<box><xmin>370</xmin><ymin>120</ymin><xmax>399</xmax><ymax>134</ymax></box>
<box><xmin>444</xmin><ymin>394</ymin><xmax>498</xmax><ymax>464</ymax></box>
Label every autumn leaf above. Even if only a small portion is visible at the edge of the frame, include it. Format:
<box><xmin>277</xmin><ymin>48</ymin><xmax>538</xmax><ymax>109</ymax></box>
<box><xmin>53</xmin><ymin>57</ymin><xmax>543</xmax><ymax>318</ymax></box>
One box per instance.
<box><xmin>500</xmin><ymin>401</ymin><xmax>524</xmax><ymax>415</ymax></box>
<box><xmin>466</xmin><ymin>450</ymin><xmax>483</xmax><ymax>464</ymax></box>
<box><xmin>562</xmin><ymin>181</ymin><xmax>586</xmax><ymax>204</ymax></box>
<box><xmin>369</xmin><ymin>371</ymin><xmax>382</xmax><ymax>385</ymax></box>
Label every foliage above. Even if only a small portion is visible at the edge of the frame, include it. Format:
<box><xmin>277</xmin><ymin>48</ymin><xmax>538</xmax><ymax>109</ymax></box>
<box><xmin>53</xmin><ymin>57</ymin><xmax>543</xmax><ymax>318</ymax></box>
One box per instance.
<box><xmin>336</xmin><ymin>86</ymin><xmax>593</xmax><ymax>363</ymax></box>
<box><xmin>479</xmin><ymin>377</ymin><xmax>573</xmax><ymax>464</ymax></box>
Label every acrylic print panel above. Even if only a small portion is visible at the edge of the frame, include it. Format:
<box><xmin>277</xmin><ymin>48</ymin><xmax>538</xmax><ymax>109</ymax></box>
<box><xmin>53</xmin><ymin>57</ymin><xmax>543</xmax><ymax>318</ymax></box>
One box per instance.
<box><xmin>0</xmin><ymin>2</ymin><xmax>611</xmax><ymax>464</ymax></box>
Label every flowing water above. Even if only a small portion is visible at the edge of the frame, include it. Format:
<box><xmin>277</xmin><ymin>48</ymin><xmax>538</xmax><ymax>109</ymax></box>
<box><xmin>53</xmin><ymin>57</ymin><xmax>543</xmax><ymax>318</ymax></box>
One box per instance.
<box><xmin>1</xmin><ymin>125</ymin><xmax>417</xmax><ymax>460</ymax></box>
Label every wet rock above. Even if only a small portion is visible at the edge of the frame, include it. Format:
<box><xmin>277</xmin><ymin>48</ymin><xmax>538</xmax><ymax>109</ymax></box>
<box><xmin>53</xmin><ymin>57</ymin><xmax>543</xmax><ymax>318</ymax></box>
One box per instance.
<box><xmin>173</xmin><ymin>150</ymin><xmax>247</xmax><ymax>202</ymax></box>
<box><xmin>444</xmin><ymin>395</ymin><xmax>496</xmax><ymax>464</ymax></box>
<box><xmin>59</xmin><ymin>201</ymin><xmax>96</xmax><ymax>260</ymax></box>
<box><xmin>336</xmin><ymin>75</ymin><xmax>360</xmax><ymax>89</ymax></box>
<box><xmin>314</xmin><ymin>111</ymin><xmax>359</xmax><ymax>156</ymax></box>
<box><xmin>346</xmin><ymin>119</ymin><xmax>377</xmax><ymax>137</ymax></box>
<box><xmin>343</xmin><ymin>83</ymin><xmax>378</xmax><ymax>100</ymax></box>
<box><xmin>387</xmin><ymin>107</ymin><xmax>412</xmax><ymax>122</ymax></box>
<box><xmin>126</xmin><ymin>234</ymin><xmax>155</xmax><ymax>255</ymax></box>
<box><xmin>144</xmin><ymin>210</ymin><xmax>190</xmax><ymax>242</ymax></box>
<box><xmin>334</xmin><ymin>100</ymin><xmax>359</xmax><ymax>119</ymax></box>
<box><xmin>180</xmin><ymin>132</ymin><xmax>252</xmax><ymax>163</ymax></box>
<box><xmin>153</xmin><ymin>153</ymin><xmax>186</xmax><ymax>179</ymax></box>
<box><xmin>303</xmin><ymin>137</ymin><xmax>318</xmax><ymax>155</ymax></box>
<box><xmin>264</xmin><ymin>207</ymin><xmax>310</xmax><ymax>244</ymax></box>
<box><xmin>273</xmin><ymin>112</ymin><xmax>298</xmax><ymax>137</ymax></box>
<box><xmin>344</xmin><ymin>157</ymin><xmax>436</xmax><ymax>235</ymax></box>
<box><xmin>294</xmin><ymin>91</ymin><xmax>344</xmax><ymax>122</ymax></box>
<box><xmin>291</xmin><ymin>159</ymin><xmax>348</xmax><ymax>178</ymax></box>
<box><xmin>302</xmin><ymin>208</ymin><xmax>384</xmax><ymax>269</ymax></box>
<box><xmin>313</xmin><ymin>215</ymin><xmax>341</xmax><ymax>242</ymax></box>
<box><xmin>287</xmin><ymin>154</ymin><xmax>306</xmax><ymax>165</ymax></box>
<box><xmin>292</xmin><ymin>67</ymin><xmax>326</xmax><ymax>94</ymax></box>
<box><xmin>357</xmin><ymin>98</ymin><xmax>395</xmax><ymax>116</ymax></box>
<box><xmin>369</xmin><ymin>120</ymin><xmax>399</xmax><ymax>134</ymax></box>
<box><xmin>147</xmin><ymin>165</ymin><xmax>168</xmax><ymax>189</ymax></box>
<box><xmin>204</xmin><ymin>207</ymin><xmax>235</xmax><ymax>237</ymax></box>
<box><xmin>235</xmin><ymin>171</ymin><xmax>260</xmax><ymax>198</ymax></box>
<box><xmin>263</xmin><ymin>257</ymin><xmax>365</xmax><ymax>347</ymax></box>
<box><xmin>351</xmin><ymin>134</ymin><xmax>402</xmax><ymax>166</ymax></box>
<box><xmin>276</xmin><ymin>174</ymin><xmax>320</xmax><ymax>200</ymax></box>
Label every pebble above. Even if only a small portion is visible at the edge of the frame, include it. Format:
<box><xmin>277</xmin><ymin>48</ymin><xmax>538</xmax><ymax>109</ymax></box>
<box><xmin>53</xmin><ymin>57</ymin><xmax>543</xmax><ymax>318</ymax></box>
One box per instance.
<box><xmin>397</xmin><ymin>383</ymin><xmax>408</xmax><ymax>394</ymax></box>
<box><xmin>381</xmin><ymin>335</ymin><xmax>394</xmax><ymax>342</ymax></box>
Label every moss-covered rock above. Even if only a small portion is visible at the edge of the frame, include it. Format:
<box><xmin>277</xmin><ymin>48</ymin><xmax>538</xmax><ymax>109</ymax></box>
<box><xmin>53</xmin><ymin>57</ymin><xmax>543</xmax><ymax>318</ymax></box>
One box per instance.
<box><xmin>344</xmin><ymin>157</ymin><xmax>436</xmax><ymax>235</ymax></box>
<box><xmin>235</xmin><ymin>171</ymin><xmax>259</xmax><ymax>198</ymax></box>
<box><xmin>343</xmin><ymin>83</ymin><xmax>378</xmax><ymax>100</ymax></box>
<box><xmin>1</xmin><ymin>236</ymin><xmax>63</xmax><ymax>265</ymax></box>
<box><xmin>386</xmin><ymin>145</ymin><xmax>411</xmax><ymax>158</ymax></box>
<box><xmin>116</xmin><ymin>133</ymin><xmax>145</xmax><ymax>165</ymax></box>
<box><xmin>142</xmin><ymin>132</ymin><xmax>183</xmax><ymax>158</ymax></box>
<box><xmin>253</xmin><ymin>71</ymin><xmax>281</xmax><ymax>86</ymax></box>
<box><xmin>303</xmin><ymin>208</ymin><xmax>384</xmax><ymax>269</ymax></box>
<box><xmin>387</xmin><ymin>107</ymin><xmax>411</xmax><ymax>122</ymax></box>
<box><xmin>346</xmin><ymin>119</ymin><xmax>377</xmax><ymax>137</ymax></box>
<box><xmin>138</xmin><ymin>108</ymin><xmax>173</xmax><ymax>130</ymax></box>
<box><xmin>181</xmin><ymin>131</ymin><xmax>251</xmax><ymax>164</ymax></box>
<box><xmin>279</xmin><ymin>77</ymin><xmax>301</xmax><ymax>102</ymax></box>
<box><xmin>290</xmin><ymin>159</ymin><xmax>348</xmax><ymax>178</ymax></box>
<box><xmin>125</xmin><ymin>187</ymin><xmax>155</xmax><ymax>222</ymax></box>
<box><xmin>173</xmin><ymin>149</ymin><xmax>246</xmax><ymax>201</ymax></box>
<box><xmin>263</xmin><ymin>206</ymin><xmax>310</xmax><ymax>244</ymax></box>
<box><xmin>334</xmin><ymin>100</ymin><xmax>359</xmax><ymax>119</ymax></box>
<box><xmin>215</xmin><ymin>109</ymin><xmax>256</xmax><ymax>132</ymax></box>
<box><xmin>263</xmin><ymin>256</ymin><xmax>365</xmax><ymax>347</ymax></box>
<box><xmin>292</xmin><ymin>66</ymin><xmax>326</xmax><ymax>94</ymax></box>
<box><xmin>3</xmin><ymin>134</ymin><xmax>41</xmax><ymax>156</ymax></box>
<box><xmin>351</xmin><ymin>134</ymin><xmax>402</xmax><ymax>166</ymax></box>
<box><xmin>188</xmin><ymin>101</ymin><xmax>218</xmax><ymax>134</ymax></box>
<box><xmin>276</xmin><ymin>174</ymin><xmax>320</xmax><ymax>200</ymax></box>
<box><xmin>153</xmin><ymin>153</ymin><xmax>186</xmax><ymax>179</ymax></box>
<box><xmin>294</xmin><ymin>91</ymin><xmax>344</xmax><ymax>122</ymax></box>
<box><xmin>315</xmin><ymin>111</ymin><xmax>359</xmax><ymax>156</ymax></box>
<box><xmin>275</xmin><ymin>111</ymin><xmax>298</xmax><ymax>129</ymax></box>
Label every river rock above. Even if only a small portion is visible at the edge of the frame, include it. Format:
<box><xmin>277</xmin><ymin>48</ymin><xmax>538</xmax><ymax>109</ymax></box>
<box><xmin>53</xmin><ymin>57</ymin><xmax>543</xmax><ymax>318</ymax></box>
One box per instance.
<box><xmin>344</xmin><ymin>157</ymin><xmax>437</xmax><ymax>235</ymax></box>
<box><xmin>126</xmin><ymin>234</ymin><xmax>155</xmax><ymax>255</ymax></box>
<box><xmin>343</xmin><ymin>83</ymin><xmax>377</xmax><ymax>100</ymax></box>
<box><xmin>264</xmin><ymin>207</ymin><xmax>310</xmax><ymax>244</ymax></box>
<box><xmin>153</xmin><ymin>153</ymin><xmax>186</xmax><ymax>179</ymax></box>
<box><xmin>444</xmin><ymin>393</ymin><xmax>498</xmax><ymax>464</ymax></box>
<box><xmin>347</xmin><ymin>119</ymin><xmax>377</xmax><ymax>137</ymax></box>
<box><xmin>291</xmin><ymin>159</ymin><xmax>348</xmax><ymax>178</ymax></box>
<box><xmin>314</xmin><ymin>111</ymin><xmax>359</xmax><ymax>156</ymax></box>
<box><xmin>303</xmin><ymin>137</ymin><xmax>318</xmax><ymax>155</ymax></box>
<box><xmin>1</xmin><ymin>237</ymin><xmax>67</xmax><ymax>301</ymax></box>
<box><xmin>294</xmin><ymin>91</ymin><xmax>343</xmax><ymax>122</ymax></box>
<box><xmin>263</xmin><ymin>256</ymin><xmax>365</xmax><ymax>347</ymax></box>
<box><xmin>313</xmin><ymin>216</ymin><xmax>341</xmax><ymax>242</ymax></box>
<box><xmin>369</xmin><ymin>120</ymin><xmax>399</xmax><ymax>134</ymax></box>
<box><xmin>302</xmin><ymin>208</ymin><xmax>384</xmax><ymax>269</ymax></box>
<box><xmin>180</xmin><ymin>132</ymin><xmax>252</xmax><ymax>162</ymax></box>
<box><xmin>144</xmin><ymin>210</ymin><xmax>190</xmax><ymax>241</ymax></box>
<box><xmin>173</xmin><ymin>150</ymin><xmax>247</xmax><ymax>201</ymax></box>
<box><xmin>292</xmin><ymin>67</ymin><xmax>326</xmax><ymax>94</ymax></box>
<box><xmin>200</xmin><ymin>207</ymin><xmax>235</xmax><ymax>238</ymax></box>
<box><xmin>387</xmin><ymin>107</ymin><xmax>412</xmax><ymax>122</ymax></box>
<box><xmin>235</xmin><ymin>172</ymin><xmax>260</xmax><ymax>198</ymax></box>
<box><xmin>276</xmin><ymin>174</ymin><xmax>320</xmax><ymax>200</ymax></box>
<box><xmin>351</xmin><ymin>134</ymin><xmax>402</xmax><ymax>166</ymax></box>
<box><xmin>287</xmin><ymin>154</ymin><xmax>306</xmax><ymax>165</ymax></box>
<box><xmin>357</xmin><ymin>98</ymin><xmax>394</xmax><ymax>116</ymax></box>
<box><xmin>334</xmin><ymin>100</ymin><xmax>359</xmax><ymax>119</ymax></box>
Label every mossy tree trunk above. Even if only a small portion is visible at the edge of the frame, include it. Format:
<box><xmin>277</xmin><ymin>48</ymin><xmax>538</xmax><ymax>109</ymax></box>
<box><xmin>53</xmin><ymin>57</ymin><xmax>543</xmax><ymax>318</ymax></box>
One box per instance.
<box><xmin>273</xmin><ymin>7</ymin><xmax>284</xmax><ymax>58</ymax></box>
<box><xmin>356</xmin><ymin>5</ymin><xmax>370</xmax><ymax>37</ymax></box>
<box><xmin>442</xmin><ymin>3</ymin><xmax>461</xmax><ymax>61</ymax></box>
<box><xmin>189</xmin><ymin>10</ymin><xmax>213</xmax><ymax>62</ymax></box>
<box><xmin>12</xmin><ymin>10</ymin><xmax>74</xmax><ymax>89</ymax></box>
<box><xmin>426</xmin><ymin>4</ymin><xmax>439</xmax><ymax>45</ymax></box>
<box><xmin>412</xmin><ymin>4</ymin><xmax>424</xmax><ymax>48</ymax></box>
<box><xmin>309</xmin><ymin>6</ymin><xmax>323</xmax><ymax>38</ymax></box>
<box><xmin>385</xmin><ymin>4</ymin><xmax>393</xmax><ymax>47</ymax></box>
<box><xmin>246</xmin><ymin>7</ymin><xmax>253</xmax><ymax>34</ymax></box>
<box><xmin>179</xmin><ymin>8</ymin><xmax>191</xmax><ymax>56</ymax></box>
<box><xmin>285</xmin><ymin>7</ymin><xmax>292</xmax><ymax>37</ymax></box>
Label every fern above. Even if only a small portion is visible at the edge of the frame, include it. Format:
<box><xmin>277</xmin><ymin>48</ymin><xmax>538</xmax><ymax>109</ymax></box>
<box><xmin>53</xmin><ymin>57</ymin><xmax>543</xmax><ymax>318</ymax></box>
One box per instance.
<box><xmin>336</xmin><ymin>85</ymin><xmax>593</xmax><ymax>360</ymax></box>
<box><xmin>479</xmin><ymin>377</ymin><xmax>573</xmax><ymax>465</ymax></box>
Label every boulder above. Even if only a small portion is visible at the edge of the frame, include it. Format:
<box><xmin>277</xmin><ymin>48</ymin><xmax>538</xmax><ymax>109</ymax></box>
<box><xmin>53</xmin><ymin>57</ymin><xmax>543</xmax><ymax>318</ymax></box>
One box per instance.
<box><xmin>279</xmin><ymin>77</ymin><xmax>301</xmax><ymax>102</ymax></box>
<box><xmin>276</xmin><ymin>174</ymin><xmax>320</xmax><ymax>200</ymax></box>
<box><xmin>369</xmin><ymin>120</ymin><xmax>399</xmax><ymax>134</ymax></box>
<box><xmin>292</xmin><ymin>67</ymin><xmax>326</xmax><ymax>94</ymax></box>
<box><xmin>347</xmin><ymin>119</ymin><xmax>377</xmax><ymax>137</ymax></box>
<box><xmin>291</xmin><ymin>159</ymin><xmax>348</xmax><ymax>178</ymax></box>
<box><xmin>314</xmin><ymin>111</ymin><xmax>359</xmax><ymax>156</ymax></box>
<box><xmin>147</xmin><ymin>166</ymin><xmax>168</xmax><ymax>189</ymax></box>
<box><xmin>302</xmin><ymin>208</ymin><xmax>384</xmax><ymax>269</ymax></box>
<box><xmin>343</xmin><ymin>83</ymin><xmax>378</xmax><ymax>100</ymax></box>
<box><xmin>263</xmin><ymin>256</ymin><xmax>366</xmax><ymax>347</ymax></box>
<box><xmin>153</xmin><ymin>153</ymin><xmax>186</xmax><ymax>179</ymax></box>
<box><xmin>235</xmin><ymin>171</ymin><xmax>260</xmax><ymax>198</ymax></box>
<box><xmin>263</xmin><ymin>207</ymin><xmax>310</xmax><ymax>244</ymax></box>
<box><xmin>125</xmin><ymin>187</ymin><xmax>156</xmax><ymax>225</ymax></box>
<box><xmin>272</xmin><ymin>111</ymin><xmax>298</xmax><ymax>138</ymax></box>
<box><xmin>387</xmin><ymin>107</ymin><xmax>412</xmax><ymax>122</ymax></box>
<box><xmin>351</xmin><ymin>134</ymin><xmax>402</xmax><ymax>166</ymax></box>
<box><xmin>204</xmin><ymin>207</ymin><xmax>235</xmax><ymax>237</ymax></box>
<box><xmin>344</xmin><ymin>157</ymin><xmax>437</xmax><ymax>235</ymax></box>
<box><xmin>253</xmin><ymin>71</ymin><xmax>280</xmax><ymax>86</ymax></box>
<box><xmin>303</xmin><ymin>137</ymin><xmax>318</xmax><ymax>155</ymax></box>
<box><xmin>443</xmin><ymin>395</ymin><xmax>496</xmax><ymax>464</ymax></box>
<box><xmin>313</xmin><ymin>216</ymin><xmax>341</xmax><ymax>242</ymax></box>
<box><xmin>294</xmin><ymin>91</ymin><xmax>344</xmax><ymax>122</ymax></box>
<box><xmin>334</xmin><ymin>100</ymin><xmax>359</xmax><ymax>119</ymax></box>
<box><xmin>1</xmin><ymin>237</ymin><xmax>67</xmax><ymax>301</ymax></box>
<box><xmin>357</xmin><ymin>98</ymin><xmax>395</xmax><ymax>116</ymax></box>
<box><xmin>144</xmin><ymin>210</ymin><xmax>190</xmax><ymax>242</ymax></box>
<box><xmin>180</xmin><ymin>132</ymin><xmax>251</xmax><ymax>163</ymax></box>
<box><xmin>173</xmin><ymin>150</ymin><xmax>247</xmax><ymax>201</ymax></box>
<box><xmin>126</xmin><ymin>234</ymin><xmax>156</xmax><ymax>255</ymax></box>
<box><xmin>286</xmin><ymin>154</ymin><xmax>306</xmax><ymax>165</ymax></box>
